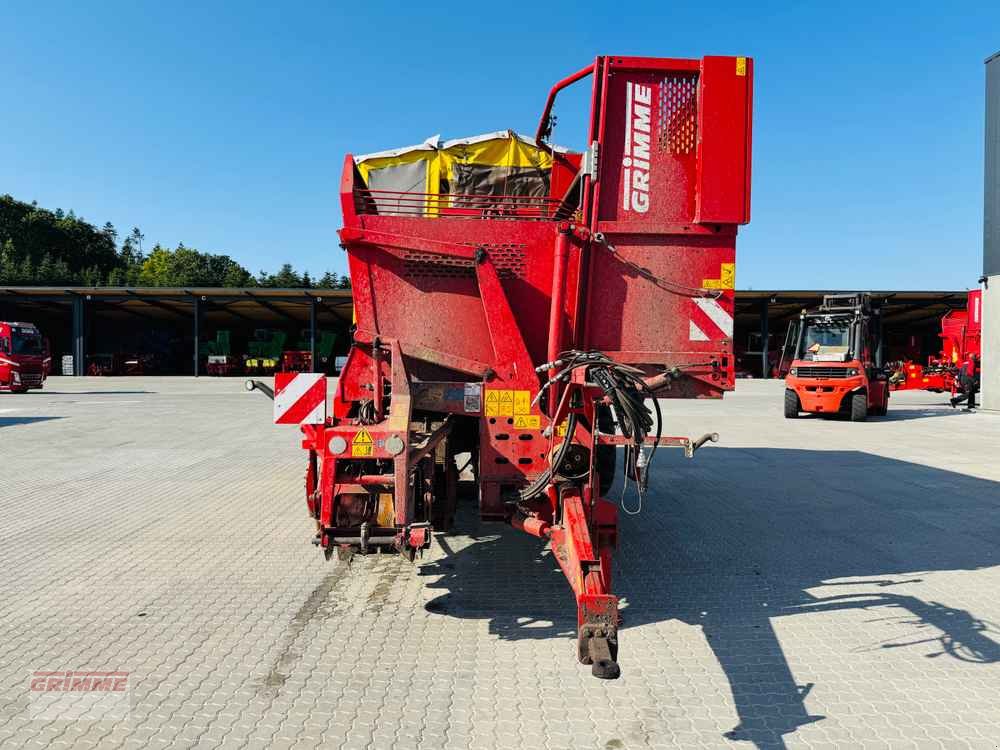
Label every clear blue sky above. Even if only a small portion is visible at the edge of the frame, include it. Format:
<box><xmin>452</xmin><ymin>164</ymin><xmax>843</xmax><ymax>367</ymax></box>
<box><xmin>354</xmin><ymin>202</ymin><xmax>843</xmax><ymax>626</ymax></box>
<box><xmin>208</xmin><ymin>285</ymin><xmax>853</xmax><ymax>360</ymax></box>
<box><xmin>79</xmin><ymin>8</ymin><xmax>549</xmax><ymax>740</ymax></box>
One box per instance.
<box><xmin>2</xmin><ymin>1</ymin><xmax>998</xmax><ymax>289</ymax></box>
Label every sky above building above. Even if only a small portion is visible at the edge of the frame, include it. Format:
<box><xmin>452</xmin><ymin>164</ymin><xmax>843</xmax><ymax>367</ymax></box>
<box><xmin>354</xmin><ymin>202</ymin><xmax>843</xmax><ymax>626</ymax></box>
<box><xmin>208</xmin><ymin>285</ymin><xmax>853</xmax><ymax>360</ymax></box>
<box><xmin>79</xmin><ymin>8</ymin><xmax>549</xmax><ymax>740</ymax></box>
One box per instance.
<box><xmin>2</xmin><ymin>1</ymin><xmax>998</xmax><ymax>289</ymax></box>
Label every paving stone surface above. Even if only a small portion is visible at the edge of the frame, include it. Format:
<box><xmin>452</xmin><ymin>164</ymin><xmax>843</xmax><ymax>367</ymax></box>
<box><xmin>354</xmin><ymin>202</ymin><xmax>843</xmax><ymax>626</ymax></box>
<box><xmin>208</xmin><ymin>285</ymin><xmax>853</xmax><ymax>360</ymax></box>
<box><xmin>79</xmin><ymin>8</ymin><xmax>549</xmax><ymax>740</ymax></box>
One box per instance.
<box><xmin>2</xmin><ymin>377</ymin><xmax>1000</xmax><ymax>749</ymax></box>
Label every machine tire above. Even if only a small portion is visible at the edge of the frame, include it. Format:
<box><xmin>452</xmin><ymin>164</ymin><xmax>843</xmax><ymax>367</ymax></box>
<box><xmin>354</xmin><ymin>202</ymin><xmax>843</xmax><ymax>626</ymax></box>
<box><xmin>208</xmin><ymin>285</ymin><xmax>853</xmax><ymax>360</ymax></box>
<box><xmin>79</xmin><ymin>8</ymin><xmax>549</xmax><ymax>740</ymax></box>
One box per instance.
<box><xmin>849</xmin><ymin>392</ymin><xmax>868</xmax><ymax>422</ymax></box>
<box><xmin>783</xmin><ymin>389</ymin><xmax>800</xmax><ymax>419</ymax></box>
<box><xmin>596</xmin><ymin>404</ymin><xmax>617</xmax><ymax>496</ymax></box>
<box><xmin>874</xmin><ymin>397</ymin><xmax>888</xmax><ymax>417</ymax></box>
<box><xmin>597</xmin><ymin>446</ymin><xmax>616</xmax><ymax>496</ymax></box>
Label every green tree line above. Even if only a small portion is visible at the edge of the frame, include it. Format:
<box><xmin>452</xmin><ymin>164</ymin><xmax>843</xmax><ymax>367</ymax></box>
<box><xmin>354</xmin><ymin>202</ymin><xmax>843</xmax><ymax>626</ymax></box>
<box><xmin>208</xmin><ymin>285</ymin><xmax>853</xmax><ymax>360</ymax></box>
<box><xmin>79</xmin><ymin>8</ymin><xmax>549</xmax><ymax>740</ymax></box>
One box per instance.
<box><xmin>0</xmin><ymin>194</ymin><xmax>350</xmax><ymax>289</ymax></box>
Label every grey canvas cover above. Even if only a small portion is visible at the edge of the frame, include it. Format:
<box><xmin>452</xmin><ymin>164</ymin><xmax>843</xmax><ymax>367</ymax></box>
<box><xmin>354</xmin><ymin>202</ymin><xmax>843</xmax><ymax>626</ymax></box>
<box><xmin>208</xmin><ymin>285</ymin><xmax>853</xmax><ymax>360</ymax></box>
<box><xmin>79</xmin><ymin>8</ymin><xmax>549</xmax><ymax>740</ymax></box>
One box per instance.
<box><xmin>366</xmin><ymin>160</ymin><xmax>429</xmax><ymax>215</ymax></box>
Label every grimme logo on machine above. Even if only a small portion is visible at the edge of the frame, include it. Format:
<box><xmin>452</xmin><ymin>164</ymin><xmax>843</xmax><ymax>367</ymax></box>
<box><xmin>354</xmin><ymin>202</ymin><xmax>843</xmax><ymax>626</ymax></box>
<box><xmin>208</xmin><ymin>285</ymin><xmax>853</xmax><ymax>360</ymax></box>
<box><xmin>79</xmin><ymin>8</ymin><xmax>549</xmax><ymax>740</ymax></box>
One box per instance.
<box><xmin>621</xmin><ymin>81</ymin><xmax>653</xmax><ymax>213</ymax></box>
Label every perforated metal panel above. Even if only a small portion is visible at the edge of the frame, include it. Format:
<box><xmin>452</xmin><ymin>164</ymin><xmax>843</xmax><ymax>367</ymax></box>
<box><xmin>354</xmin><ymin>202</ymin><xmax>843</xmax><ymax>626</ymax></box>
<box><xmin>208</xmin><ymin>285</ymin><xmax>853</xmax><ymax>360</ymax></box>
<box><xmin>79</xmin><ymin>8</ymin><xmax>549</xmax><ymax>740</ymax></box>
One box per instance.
<box><xmin>402</xmin><ymin>243</ymin><xmax>526</xmax><ymax>280</ymax></box>
<box><xmin>658</xmin><ymin>75</ymin><xmax>698</xmax><ymax>155</ymax></box>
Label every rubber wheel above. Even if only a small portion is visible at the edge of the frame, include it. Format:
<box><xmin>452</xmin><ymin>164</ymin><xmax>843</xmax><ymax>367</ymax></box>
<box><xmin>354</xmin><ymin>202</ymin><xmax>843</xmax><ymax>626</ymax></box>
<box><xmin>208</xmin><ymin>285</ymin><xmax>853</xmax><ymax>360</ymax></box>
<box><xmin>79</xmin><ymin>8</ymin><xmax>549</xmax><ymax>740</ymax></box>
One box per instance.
<box><xmin>596</xmin><ymin>446</ymin><xmax>616</xmax><ymax>496</ymax></box>
<box><xmin>783</xmin><ymin>389</ymin><xmax>800</xmax><ymax>419</ymax></box>
<box><xmin>849</xmin><ymin>392</ymin><xmax>868</xmax><ymax>422</ymax></box>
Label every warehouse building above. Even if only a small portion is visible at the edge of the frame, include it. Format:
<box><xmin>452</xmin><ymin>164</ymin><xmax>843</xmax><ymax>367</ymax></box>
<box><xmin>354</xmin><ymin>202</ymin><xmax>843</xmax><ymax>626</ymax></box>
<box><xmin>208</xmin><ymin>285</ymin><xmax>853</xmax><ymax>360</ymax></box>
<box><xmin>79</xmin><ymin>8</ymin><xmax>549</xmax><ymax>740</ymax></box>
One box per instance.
<box><xmin>0</xmin><ymin>286</ymin><xmax>971</xmax><ymax>378</ymax></box>
<box><xmin>0</xmin><ymin>287</ymin><xmax>353</xmax><ymax>376</ymax></box>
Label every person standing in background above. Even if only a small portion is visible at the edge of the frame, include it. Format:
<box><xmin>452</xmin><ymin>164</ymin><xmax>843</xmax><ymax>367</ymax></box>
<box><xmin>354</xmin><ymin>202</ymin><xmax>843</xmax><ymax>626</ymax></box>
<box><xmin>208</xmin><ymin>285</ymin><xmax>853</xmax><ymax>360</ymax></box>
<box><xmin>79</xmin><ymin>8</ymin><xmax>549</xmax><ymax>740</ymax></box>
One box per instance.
<box><xmin>950</xmin><ymin>354</ymin><xmax>980</xmax><ymax>410</ymax></box>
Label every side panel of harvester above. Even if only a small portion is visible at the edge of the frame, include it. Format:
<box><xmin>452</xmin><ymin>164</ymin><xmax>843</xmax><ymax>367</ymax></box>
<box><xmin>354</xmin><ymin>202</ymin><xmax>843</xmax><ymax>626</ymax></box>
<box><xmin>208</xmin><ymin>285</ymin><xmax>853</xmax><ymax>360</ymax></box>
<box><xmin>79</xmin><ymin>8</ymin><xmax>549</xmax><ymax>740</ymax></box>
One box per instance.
<box><xmin>585</xmin><ymin>57</ymin><xmax>752</xmax><ymax>395</ymax></box>
<box><xmin>941</xmin><ymin>289</ymin><xmax>982</xmax><ymax>364</ymax></box>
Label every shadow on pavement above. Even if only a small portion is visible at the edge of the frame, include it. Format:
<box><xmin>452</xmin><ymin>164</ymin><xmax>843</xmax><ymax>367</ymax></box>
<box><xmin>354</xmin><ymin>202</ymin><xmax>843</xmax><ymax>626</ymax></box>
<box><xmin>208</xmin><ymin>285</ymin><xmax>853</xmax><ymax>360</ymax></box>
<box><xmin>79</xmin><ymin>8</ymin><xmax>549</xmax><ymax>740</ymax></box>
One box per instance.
<box><xmin>39</xmin><ymin>389</ymin><xmax>157</xmax><ymax>396</ymax></box>
<box><xmin>422</xmin><ymin>448</ymin><xmax>1000</xmax><ymax>750</ymax></box>
<box><xmin>874</xmin><ymin>408</ymin><xmax>974</xmax><ymax>422</ymax></box>
<box><xmin>0</xmin><ymin>416</ymin><xmax>63</xmax><ymax>428</ymax></box>
<box><xmin>798</xmin><ymin>408</ymin><xmax>967</xmax><ymax>422</ymax></box>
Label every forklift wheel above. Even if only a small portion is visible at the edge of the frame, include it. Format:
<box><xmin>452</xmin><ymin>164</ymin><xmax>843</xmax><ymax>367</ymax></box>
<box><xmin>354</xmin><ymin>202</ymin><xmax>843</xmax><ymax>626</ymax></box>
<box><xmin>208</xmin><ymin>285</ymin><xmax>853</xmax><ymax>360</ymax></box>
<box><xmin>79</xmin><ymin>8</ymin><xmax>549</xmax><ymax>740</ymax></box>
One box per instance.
<box><xmin>783</xmin><ymin>389</ymin><xmax>800</xmax><ymax>419</ymax></box>
<box><xmin>850</xmin><ymin>392</ymin><xmax>868</xmax><ymax>422</ymax></box>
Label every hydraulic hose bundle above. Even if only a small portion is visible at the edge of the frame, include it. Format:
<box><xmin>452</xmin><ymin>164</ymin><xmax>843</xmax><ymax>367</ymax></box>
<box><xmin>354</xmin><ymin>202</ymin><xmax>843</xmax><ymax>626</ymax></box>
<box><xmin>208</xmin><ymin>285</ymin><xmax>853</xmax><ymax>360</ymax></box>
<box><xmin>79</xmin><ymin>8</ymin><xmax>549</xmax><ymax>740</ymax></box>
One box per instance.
<box><xmin>520</xmin><ymin>351</ymin><xmax>662</xmax><ymax>510</ymax></box>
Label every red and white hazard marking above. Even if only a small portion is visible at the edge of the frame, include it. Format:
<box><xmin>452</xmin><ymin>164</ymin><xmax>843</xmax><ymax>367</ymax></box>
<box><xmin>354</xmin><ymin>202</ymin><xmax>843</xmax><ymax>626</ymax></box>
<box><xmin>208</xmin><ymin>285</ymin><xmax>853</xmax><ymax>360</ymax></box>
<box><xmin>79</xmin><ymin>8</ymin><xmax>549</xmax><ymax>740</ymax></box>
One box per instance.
<box><xmin>273</xmin><ymin>373</ymin><xmax>327</xmax><ymax>425</ymax></box>
<box><xmin>689</xmin><ymin>297</ymin><xmax>734</xmax><ymax>342</ymax></box>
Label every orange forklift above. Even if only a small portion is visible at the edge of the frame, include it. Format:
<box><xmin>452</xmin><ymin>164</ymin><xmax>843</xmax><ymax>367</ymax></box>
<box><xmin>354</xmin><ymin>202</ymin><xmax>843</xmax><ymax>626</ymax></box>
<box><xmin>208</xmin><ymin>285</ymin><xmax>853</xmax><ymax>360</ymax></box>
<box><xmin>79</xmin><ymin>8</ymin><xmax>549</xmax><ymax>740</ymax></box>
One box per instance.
<box><xmin>783</xmin><ymin>294</ymin><xmax>889</xmax><ymax>421</ymax></box>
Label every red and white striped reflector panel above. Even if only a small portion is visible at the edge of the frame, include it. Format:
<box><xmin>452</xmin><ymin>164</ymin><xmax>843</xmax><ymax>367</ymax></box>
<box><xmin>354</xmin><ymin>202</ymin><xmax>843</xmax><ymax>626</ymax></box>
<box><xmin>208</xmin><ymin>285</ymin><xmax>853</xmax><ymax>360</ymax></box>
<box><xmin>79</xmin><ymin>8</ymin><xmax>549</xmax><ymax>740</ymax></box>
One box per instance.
<box><xmin>273</xmin><ymin>373</ymin><xmax>327</xmax><ymax>425</ymax></box>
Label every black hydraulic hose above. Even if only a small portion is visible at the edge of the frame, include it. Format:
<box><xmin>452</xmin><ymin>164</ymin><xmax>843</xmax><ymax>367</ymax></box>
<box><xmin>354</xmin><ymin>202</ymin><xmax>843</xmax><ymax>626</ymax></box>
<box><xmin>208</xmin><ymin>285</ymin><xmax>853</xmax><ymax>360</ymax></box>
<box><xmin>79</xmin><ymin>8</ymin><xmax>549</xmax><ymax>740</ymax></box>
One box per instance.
<box><xmin>245</xmin><ymin>380</ymin><xmax>274</xmax><ymax>400</ymax></box>
<box><xmin>519</xmin><ymin>412</ymin><xmax>578</xmax><ymax>502</ymax></box>
<box><xmin>524</xmin><ymin>349</ymin><xmax>663</xmax><ymax>510</ymax></box>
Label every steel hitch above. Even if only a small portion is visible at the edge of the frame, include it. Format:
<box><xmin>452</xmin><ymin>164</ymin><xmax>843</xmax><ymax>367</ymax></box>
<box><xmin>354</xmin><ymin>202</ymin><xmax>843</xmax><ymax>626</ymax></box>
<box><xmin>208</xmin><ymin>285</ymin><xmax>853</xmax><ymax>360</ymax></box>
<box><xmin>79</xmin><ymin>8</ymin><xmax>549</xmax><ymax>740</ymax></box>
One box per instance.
<box><xmin>245</xmin><ymin>379</ymin><xmax>274</xmax><ymax>400</ymax></box>
<box><xmin>578</xmin><ymin>623</ymin><xmax>620</xmax><ymax>680</ymax></box>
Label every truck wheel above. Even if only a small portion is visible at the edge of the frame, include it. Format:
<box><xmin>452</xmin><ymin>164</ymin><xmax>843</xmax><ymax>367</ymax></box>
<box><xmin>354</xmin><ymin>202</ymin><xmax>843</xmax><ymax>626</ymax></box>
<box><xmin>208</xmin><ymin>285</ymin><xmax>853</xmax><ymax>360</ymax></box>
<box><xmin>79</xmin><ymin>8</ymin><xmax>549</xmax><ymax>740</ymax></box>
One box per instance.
<box><xmin>783</xmin><ymin>389</ymin><xmax>800</xmax><ymax>418</ymax></box>
<box><xmin>850</xmin><ymin>392</ymin><xmax>868</xmax><ymax>422</ymax></box>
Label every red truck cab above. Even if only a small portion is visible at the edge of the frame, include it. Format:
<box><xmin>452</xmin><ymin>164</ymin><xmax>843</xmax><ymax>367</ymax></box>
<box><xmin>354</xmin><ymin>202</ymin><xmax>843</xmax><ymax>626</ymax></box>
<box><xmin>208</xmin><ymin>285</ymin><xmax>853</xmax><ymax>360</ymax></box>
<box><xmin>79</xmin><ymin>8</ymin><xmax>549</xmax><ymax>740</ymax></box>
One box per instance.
<box><xmin>784</xmin><ymin>294</ymin><xmax>889</xmax><ymax>421</ymax></box>
<box><xmin>0</xmin><ymin>322</ymin><xmax>48</xmax><ymax>392</ymax></box>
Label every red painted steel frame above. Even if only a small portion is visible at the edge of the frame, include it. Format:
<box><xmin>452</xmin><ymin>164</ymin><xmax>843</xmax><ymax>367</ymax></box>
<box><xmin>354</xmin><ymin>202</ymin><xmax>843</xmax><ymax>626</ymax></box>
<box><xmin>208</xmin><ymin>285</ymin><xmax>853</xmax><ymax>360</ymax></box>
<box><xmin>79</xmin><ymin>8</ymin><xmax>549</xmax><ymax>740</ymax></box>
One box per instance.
<box><xmin>299</xmin><ymin>55</ymin><xmax>752</xmax><ymax>677</ymax></box>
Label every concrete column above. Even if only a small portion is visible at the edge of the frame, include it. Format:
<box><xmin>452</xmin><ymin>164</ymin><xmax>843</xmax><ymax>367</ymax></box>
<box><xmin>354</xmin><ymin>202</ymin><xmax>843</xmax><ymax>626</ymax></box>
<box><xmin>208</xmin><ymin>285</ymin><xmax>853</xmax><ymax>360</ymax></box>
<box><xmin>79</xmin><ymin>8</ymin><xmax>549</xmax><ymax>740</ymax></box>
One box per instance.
<box><xmin>72</xmin><ymin>295</ymin><xmax>86</xmax><ymax>376</ymax></box>
<box><xmin>310</xmin><ymin>297</ymin><xmax>318</xmax><ymax>373</ymax></box>
<box><xmin>983</xmin><ymin>52</ymin><xmax>1000</xmax><ymax>409</ymax></box>
<box><xmin>192</xmin><ymin>296</ymin><xmax>201</xmax><ymax>377</ymax></box>
<box><xmin>760</xmin><ymin>298</ymin><xmax>770</xmax><ymax>379</ymax></box>
<box><xmin>983</xmin><ymin>283</ymin><xmax>998</xmax><ymax>409</ymax></box>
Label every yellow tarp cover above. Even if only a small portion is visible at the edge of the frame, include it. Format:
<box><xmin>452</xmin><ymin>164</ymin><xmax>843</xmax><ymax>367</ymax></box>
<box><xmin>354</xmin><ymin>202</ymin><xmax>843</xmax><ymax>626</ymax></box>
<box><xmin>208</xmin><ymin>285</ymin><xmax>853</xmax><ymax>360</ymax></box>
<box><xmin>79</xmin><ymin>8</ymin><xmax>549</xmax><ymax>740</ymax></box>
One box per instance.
<box><xmin>355</xmin><ymin>131</ymin><xmax>556</xmax><ymax>196</ymax></box>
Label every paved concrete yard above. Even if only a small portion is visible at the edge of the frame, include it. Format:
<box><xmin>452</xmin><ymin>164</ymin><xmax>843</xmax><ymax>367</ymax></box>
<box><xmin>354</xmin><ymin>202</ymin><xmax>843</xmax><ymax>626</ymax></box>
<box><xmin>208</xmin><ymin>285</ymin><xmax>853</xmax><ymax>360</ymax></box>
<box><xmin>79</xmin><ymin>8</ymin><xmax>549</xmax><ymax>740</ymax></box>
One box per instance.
<box><xmin>2</xmin><ymin>377</ymin><xmax>1000</xmax><ymax>749</ymax></box>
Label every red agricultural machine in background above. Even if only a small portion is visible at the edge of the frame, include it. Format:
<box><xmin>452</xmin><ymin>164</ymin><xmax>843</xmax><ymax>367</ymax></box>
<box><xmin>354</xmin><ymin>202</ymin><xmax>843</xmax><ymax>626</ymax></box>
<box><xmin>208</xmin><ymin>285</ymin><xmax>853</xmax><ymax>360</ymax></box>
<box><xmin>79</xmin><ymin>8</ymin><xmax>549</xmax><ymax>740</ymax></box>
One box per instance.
<box><xmin>890</xmin><ymin>289</ymin><xmax>982</xmax><ymax>394</ymax></box>
<box><xmin>0</xmin><ymin>321</ymin><xmax>47</xmax><ymax>392</ymax></box>
<box><xmin>252</xmin><ymin>55</ymin><xmax>753</xmax><ymax>678</ymax></box>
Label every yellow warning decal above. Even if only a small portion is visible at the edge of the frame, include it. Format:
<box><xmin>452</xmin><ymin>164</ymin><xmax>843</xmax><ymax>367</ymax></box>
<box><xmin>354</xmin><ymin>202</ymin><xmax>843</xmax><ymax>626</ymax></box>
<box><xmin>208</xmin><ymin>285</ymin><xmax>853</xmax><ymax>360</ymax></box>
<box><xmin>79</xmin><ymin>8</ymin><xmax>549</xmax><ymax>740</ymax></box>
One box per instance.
<box><xmin>556</xmin><ymin>420</ymin><xmax>568</xmax><ymax>437</ymax></box>
<box><xmin>513</xmin><ymin>415</ymin><xmax>540</xmax><ymax>429</ymax></box>
<box><xmin>485</xmin><ymin>390</ymin><xmax>500</xmax><ymax>417</ymax></box>
<box><xmin>736</xmin><ymin>57</ymin><xmax>747</xmax><ymax>77</ymax></box>
<box><xmin>513</xmin><ymin>390</ymin><xmax>530</xmax><ymax>415</ymax></box>
<box><xmin>498</xmin><ymin>390</ymin><xmax>514</xmax><ymax>416</ymax></box>
<box><xmin>352</xmin><ymin>427</ymin><xmax>373</xmax><ymax>457</ymax></box>
<box><xmin>485</xmin><ymin>389</ymin><xmax>532</xmax><ymax>417</ymax></box>
<box><xmin>702</xmin><ymin>262</ymin><xmax>735</xmax><ymax>290</ymax></box>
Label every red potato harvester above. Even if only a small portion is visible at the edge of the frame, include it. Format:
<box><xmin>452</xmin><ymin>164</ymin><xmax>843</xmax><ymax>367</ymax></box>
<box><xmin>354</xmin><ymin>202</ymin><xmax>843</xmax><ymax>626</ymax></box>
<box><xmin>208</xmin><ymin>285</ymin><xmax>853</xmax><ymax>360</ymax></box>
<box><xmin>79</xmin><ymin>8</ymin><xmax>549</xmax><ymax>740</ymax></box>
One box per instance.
<box><xmin>249</xmin><ymin>55</ymin><xmax>753</xmax><ymax>678</ymax></box>
<box><xmin>890</xmin><ymin>290</ymin><xmax>982</xmax><ymax>395</ymax></box>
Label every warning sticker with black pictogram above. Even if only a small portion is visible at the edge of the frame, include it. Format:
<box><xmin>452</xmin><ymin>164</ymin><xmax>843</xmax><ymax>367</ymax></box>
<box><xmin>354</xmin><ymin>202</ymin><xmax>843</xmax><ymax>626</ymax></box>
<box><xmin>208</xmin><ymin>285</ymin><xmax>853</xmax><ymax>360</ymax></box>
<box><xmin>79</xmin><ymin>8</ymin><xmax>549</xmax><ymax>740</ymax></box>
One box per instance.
<box><xmin>513</xmin><ymin>390</ymin><xmax>530</xmax><ymax>415</ymax></box>
<box><xmin>485</xmin><ymin>390</ymin><xmax>500</xmax><ymax>417</ymax></box>
<box><xmin>486</xmin><ymin>389</ymin><xmax>534</xmax><ymax>418</ymax></box>
<box><xmin>513</xmin><ymin>415</ymin><xmax>540</xmax><ymax>429</ymax></box>
<box><xmin>352</xmin><ymin>428</ymin><xmax>374</xmax><ymax>457</ymax></box>
<box><xmin>498</xmin><ymin>391</ymin><xmax>514</xmax><ymax>416</ymax></box>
